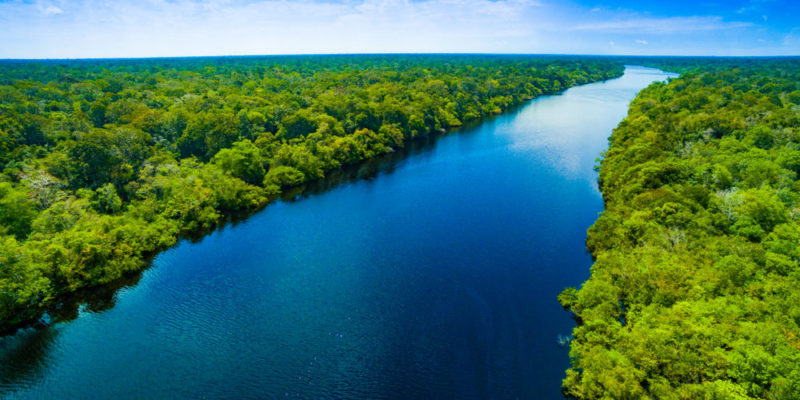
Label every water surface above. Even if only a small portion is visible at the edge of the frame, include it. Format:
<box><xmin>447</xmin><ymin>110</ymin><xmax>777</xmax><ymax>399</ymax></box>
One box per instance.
<box><xmin>0</xmin><ymin>66</ymin><xmax>676</xmax><ymax>399</ymax></box>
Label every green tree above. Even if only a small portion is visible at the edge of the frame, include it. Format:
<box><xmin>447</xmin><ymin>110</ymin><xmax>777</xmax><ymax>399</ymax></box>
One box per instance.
<box><xmin>213</xmin><ymin>139</ymin><xmax>266</xmax><ymax>185</ymax></box>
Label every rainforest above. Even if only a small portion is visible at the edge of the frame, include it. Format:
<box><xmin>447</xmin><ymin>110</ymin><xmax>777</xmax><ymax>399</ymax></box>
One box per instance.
<box><xmin>0</xmin><ymin>55</ymin><xmax>623</xmax><ymax>332</ymax></box>
<box><xmin>559</xmin><ymin>57</ymin><xmax>800</xmax><ymax>399</ymax></box>
<box><xmin>2</xmin><ymin>53</ymin><xmax>800</xmax><ymax>399</ymax></box>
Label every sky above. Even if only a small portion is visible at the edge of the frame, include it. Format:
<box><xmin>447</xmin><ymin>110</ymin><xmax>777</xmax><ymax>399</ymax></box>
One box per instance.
<box><xmin>0</xmin><ymin>0</ymin><xmax>798</xmax><ymax>58</ymax></box>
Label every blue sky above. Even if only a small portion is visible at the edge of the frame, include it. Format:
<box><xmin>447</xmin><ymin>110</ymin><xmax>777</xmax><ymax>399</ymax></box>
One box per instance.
<box><xmin>1</xmin><ymin>0</ymin><xmax>798</xmax><ymax>58</ymax></box>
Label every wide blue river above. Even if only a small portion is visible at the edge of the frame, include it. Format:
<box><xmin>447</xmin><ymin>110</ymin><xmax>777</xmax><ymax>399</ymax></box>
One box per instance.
<box><xmin>0</xmin><ymin>66</ymin><xmax>675</xmax><ymax>399</ymax></box>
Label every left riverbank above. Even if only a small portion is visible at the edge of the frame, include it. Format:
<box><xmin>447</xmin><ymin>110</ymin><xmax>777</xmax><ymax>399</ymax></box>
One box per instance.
<box><xmin>0</xmin><ymin>55</ymin><xmax>624</xmax><ymax>334</ymax></box>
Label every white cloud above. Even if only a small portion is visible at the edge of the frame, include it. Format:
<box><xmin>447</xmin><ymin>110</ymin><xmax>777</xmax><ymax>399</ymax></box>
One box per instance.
<box><xmin>572</xmin><ymin>16</ymin><xmax>752</xmax><ymax>34</ymax></box>
<box><xmin>43</xmin><ymin>6</ymin><xmax>62</xmax><ymax>15</ymax></box>
<box><xmin>635</xmin><ymin>39</ymin><xmax>648</xmax><ymax>45</ymax></box>
<box><xmin>609</xmin><ymin>41</ymin><xmax>615</xmax><ymax>45</ymax></box>
<box><xmin>37</xmin><ymin>2</ymin><xmax>63</xmax><ymax>15</ymax></box>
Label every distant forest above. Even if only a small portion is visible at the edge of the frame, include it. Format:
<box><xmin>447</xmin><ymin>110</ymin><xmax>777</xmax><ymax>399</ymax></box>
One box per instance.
<box><xmin>0</xmin><ymin>55</ymin><xmax>622</xmax><ymax>332</ymax></box>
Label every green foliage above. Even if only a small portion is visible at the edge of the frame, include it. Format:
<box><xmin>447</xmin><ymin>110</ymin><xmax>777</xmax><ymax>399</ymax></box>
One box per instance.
<box><xmin>177</xmin><ymin>109</ymin><xmax>238</xmax><ymax>160</ymax></box>
<box><xmin>0</xmin><ymin>55</ymin><xmax>623</xmax><ymax>331</ymax></box>
<box><xmin>0</xmin><ymin>182</ymin><xmax>37</xmax><ymax>239</ymax></box>
<box><xmin>562</xmin><ymin>58</ymin><xmax>800</xmax><ymax>399</ymax></box>
<box><xmin>0</xmin><ymin>235</ymin><xmax>50</xmax><ymax>327</ymax></box>
<box><xmin>91</xmin><ymin>183</ymin><xmax>122</xmax><ymax>214</ymax></box>
<box><xmin>213</xmin><ymin>139</ymin><xmax>265</xmax><ymax>185</ymax></box>
<box><xmin>263</xmin><ymin>165</ymin><xmax>305</xmax><ymax>187</ymax></box>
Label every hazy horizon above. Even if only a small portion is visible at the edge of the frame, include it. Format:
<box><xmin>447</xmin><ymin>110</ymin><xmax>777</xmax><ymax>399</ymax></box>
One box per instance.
<box><xmin>3</xmin><ymin>52</ymin><xmax>800</xmax><ymax>62</ymax></box>
<box><xmin>1</xmin><ymin>0</ymin><xmax>799</xmax><ymax>59</ymax></box>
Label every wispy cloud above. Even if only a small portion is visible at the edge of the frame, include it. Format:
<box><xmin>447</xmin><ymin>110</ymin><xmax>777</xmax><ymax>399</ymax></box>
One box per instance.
<box><xmin>33</xmin><ymin>1</ymin><xmax>63</xmax><ymax>15</ymax></box>
<box><xmin>40</xmin><ymin>5</ymin><xmax>62</xmax><ymax>15</ymax></box>
<box><xmin>572</xmin><ymin>16</ymin><xmax>752</xmax><ymax>34</ymax></box>
<box><xmin>784</xmin><ymin>28</ymin><xmax>800</xmax><ymax>45</ymax></box>
<box><xmin>737</xmin><ymin>0</ymin><xmax>778</xmax><ymax>14</ymax></box>
<box><xmin>635</xmin><ymin>39</ymin><xmax>648</xmax><ymax>45</ymax></box>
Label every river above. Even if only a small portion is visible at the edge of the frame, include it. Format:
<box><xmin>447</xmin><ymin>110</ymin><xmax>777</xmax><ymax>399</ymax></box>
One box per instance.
<box><xmin>0</xmin><ymin>66</ymin><xmax>676</xmax><ymax>399</ymax></box>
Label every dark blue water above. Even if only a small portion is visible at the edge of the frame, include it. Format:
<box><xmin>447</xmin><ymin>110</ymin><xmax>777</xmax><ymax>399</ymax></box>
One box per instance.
<box><xmin>0</xmin><ymin>66</ymin><xmax>675</xmax><ymax>400</ymax></box>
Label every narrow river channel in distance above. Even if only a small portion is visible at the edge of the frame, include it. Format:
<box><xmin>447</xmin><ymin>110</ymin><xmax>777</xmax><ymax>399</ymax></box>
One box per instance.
<box><xmin>0</xmin><ymin>66</ymin><xmax>677</xmax><ymax>400</ymax></box>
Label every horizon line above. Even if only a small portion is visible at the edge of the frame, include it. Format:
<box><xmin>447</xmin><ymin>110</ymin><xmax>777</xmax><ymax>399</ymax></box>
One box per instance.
<box><xmin>2</xmin><ymin>52</ymin><xmax>800</xmax><ymax>62</ymax></box>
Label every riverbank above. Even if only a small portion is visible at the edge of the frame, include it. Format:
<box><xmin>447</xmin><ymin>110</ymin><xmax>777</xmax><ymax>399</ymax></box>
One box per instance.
<box><xmin>559</xmin><ymin>59</ymin><xmax>800</xmax><ymax>398</ymax></box>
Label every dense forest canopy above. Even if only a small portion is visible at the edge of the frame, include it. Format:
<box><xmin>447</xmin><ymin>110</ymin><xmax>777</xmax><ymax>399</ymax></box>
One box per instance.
<box><xmin>560</xmin><ymin>57</ymin><xmax>800</xmax><ymax>399</ymax></box>
<box><xmin>8</xmin><ymin>53</ymin><xmax>800</xmax><ymax>398</ymax></box>
<box><xmin>0</xmin><ymin>55</ymin><xmax>623</xmax><ymax>332</ymax></box>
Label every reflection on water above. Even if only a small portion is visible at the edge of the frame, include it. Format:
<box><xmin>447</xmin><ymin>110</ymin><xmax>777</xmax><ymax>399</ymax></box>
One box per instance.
<box><xmin>0</xmin><ymin>66</ymin><xmax>675</xmax><ymax>400</ymax></box>
<box><xmin>0</xmin><ymin>328</ymin><xmax>58</xmax><ymax>392</ymax></box>
<box><xmin>507</xmin><ymin>67</ymin><xmax>677</xmax><ymax>180</ymax></box>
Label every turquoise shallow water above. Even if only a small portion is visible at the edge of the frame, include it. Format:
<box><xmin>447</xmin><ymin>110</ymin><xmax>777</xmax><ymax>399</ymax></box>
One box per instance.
<box><xmin>0</xmin><ymin>66</ymin><xmax>676</xmax><ymax>399</ymax></box>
